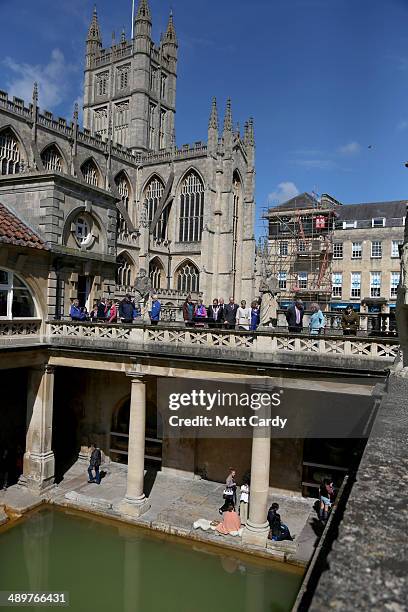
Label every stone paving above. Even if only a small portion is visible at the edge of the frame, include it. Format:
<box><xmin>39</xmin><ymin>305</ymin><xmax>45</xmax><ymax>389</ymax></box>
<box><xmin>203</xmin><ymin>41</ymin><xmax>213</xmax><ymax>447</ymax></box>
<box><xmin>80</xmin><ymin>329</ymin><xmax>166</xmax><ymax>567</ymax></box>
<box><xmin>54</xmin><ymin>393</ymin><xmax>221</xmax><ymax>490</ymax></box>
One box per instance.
<box><xmin>0</xmin><ymin>461</ymin><xmax>318</xmax><ymax>567</ymax></box>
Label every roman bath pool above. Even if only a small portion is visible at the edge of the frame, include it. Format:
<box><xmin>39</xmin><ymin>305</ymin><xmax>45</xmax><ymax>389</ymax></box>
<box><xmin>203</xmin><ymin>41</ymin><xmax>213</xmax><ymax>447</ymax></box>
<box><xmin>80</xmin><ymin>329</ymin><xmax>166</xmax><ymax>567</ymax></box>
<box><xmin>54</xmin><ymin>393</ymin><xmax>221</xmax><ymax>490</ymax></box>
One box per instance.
<box><xmin>0</xmin><ymin>507</ymin><xmax>303</xmax><ymax>612</ymax></box>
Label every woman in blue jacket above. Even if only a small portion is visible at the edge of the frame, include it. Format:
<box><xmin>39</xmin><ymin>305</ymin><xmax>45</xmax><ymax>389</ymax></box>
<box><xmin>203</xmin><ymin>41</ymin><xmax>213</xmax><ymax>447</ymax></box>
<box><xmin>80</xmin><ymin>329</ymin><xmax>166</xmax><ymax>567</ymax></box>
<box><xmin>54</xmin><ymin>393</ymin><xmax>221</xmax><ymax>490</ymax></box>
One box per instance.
<box><xmin>309</xmin><ymin>302</ymin><xmax>325</xmax><ymax>335</ymax></box>
<box><xmin>149</xmin><ymin>295</ymin><xmax>161</xmax><ymax>325</ymax></box>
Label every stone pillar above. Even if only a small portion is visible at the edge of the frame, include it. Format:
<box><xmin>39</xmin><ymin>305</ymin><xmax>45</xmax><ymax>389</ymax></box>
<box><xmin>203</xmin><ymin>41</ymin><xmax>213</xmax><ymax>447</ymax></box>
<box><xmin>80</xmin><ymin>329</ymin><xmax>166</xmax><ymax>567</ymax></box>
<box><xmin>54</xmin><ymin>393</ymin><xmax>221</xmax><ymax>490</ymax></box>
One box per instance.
<box><xmin>242</xmin><ymin>406</ymin><xmax>271</xmax><ymax>547</ymax></box>
<box><xmin>118</xmin><ymin>376</ymin><xmax>150</xmax><ymax>518</ymax></box>
<box><xmin>21</xmin><ymin>365</ymin><xmax>55</xmax><ymax>492</ymax></box>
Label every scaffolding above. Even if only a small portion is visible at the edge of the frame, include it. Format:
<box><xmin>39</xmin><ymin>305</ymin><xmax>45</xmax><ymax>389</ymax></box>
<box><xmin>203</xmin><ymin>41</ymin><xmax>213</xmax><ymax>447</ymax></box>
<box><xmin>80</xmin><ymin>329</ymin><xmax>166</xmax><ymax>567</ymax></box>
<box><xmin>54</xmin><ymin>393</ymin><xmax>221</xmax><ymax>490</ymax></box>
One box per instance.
<box><xmin>259</xmin><ymin>193</ymin><xmax>339</xmax><ymax>308</ymax></box>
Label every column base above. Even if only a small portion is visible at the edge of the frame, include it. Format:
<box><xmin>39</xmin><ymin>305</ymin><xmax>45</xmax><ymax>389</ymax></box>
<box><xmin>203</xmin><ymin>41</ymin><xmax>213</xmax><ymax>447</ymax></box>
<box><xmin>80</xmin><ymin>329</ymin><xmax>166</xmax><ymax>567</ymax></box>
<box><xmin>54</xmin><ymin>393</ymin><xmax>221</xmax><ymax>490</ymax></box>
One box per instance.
<box><xmin>19</xmin><ymin>451</ymin><xmax>55</xmax><ymax>494</ymax></box>
<box><xmin>117</xmin><ymin>495</ymin><xmax>151</xmax><ymax>519</ymax></box>
<box><xmin>241</xmin><ymin>520</ymin><xmax>270</xmax><ymax>547</ymax></box>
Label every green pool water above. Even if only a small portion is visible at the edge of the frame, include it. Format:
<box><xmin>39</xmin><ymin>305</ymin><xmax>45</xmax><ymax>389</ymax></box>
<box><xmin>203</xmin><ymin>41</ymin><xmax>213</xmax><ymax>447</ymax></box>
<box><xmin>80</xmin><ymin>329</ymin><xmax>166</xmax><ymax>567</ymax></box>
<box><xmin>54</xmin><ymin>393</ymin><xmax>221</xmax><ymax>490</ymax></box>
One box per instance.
<box><xmin>0</xmin><ymin>508</ymin><xmax>303</xmax><ymax>612</ymax></box>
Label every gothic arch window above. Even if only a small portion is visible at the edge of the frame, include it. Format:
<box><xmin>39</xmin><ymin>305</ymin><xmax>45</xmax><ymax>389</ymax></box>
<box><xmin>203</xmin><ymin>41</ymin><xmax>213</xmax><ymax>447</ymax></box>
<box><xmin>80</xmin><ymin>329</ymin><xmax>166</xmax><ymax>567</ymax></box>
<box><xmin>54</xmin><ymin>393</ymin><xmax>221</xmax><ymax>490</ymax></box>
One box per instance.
<box><xmin>145</xmin><ymin>176</ymin><xmax>169</xmax><ymax>241</ymax></box>
<box><xmin>115</xmin><ymin>172</ymin><xmax>132</xmax><ymax>237</ymax></box>
<box><xmin>175</xmin><ymin>261</ymin><xmax>200</xmax><ymax>293</ymax></box>
<box><xmin>0</xmin><ymin>269</ymin><xmax>36</xmax><ymax>318</ymax></box>
<box><xmin>81</xmin><ymin>159</ymin><xmax>100</xmax><ymax>187</ymax></box>
<box><xmin>178</xmin><ymin>171</ymin><xmax>204</xmax><ymax>243</ymax></box>
<box><xmin>232</xmin><ymin>171</ymin><xmax>242</xmax><ymax>293</ymax></box>
<box><xmin>116</xmin><ymin>254</ymin><xmax>132</xmax><ymax>287</ymax></box>
<box><xmin>149</xmin><ymin>258</ymin><xmax>165</xmax><ymax>290</ymax></box>
<box><xmin>0</xmin><ymin>128</ymin><xmax>22</xmax><ymax>175</ymax></box>
<box><xmin>41</xmin><ymin>144</ymin><xmax>64</xmax><ymax>172</ymax></box>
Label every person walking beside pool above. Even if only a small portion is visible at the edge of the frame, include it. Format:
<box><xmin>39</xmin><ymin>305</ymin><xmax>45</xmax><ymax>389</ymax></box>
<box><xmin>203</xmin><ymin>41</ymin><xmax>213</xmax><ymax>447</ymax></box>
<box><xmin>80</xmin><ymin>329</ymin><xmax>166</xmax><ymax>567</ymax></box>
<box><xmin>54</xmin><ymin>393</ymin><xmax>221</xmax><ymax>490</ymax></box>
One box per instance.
<box><xmin>239</xmin><ymin>479</ymin><xmax>250</xmax><ymax>524</ymax></box>
<box><xmin>309</xmin><ymin>302</ymin><xmax>325</xmax><ymax>335</ymax></box>
<box><xmin>87</xmin><ymin>443</ymin><xmax>102</xmax><ymax>485</ymax></box>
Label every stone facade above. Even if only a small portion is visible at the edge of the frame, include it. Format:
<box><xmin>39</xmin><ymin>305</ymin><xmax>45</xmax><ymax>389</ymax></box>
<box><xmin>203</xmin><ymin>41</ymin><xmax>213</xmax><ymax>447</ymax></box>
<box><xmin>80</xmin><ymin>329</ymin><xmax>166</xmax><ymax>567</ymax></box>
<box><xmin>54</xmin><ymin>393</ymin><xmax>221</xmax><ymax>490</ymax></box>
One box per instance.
<box><xmin>0</xmin><ymin>0</ymin><xmax>256</xmax><ymax>316</ymax></box>
<box><xmin>265</xmin><ymin>194</ymin><xmax>406</xmax><ymax>313</ymax></box>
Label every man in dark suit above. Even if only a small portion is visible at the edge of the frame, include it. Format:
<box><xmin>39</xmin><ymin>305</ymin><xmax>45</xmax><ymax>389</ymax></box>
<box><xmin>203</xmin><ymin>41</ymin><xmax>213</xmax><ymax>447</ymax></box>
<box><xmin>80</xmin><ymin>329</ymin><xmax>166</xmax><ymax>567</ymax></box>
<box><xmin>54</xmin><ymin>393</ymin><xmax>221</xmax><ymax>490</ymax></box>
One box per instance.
<box><xmin>223</xmin><ymin>296</ymin><xmax>238</xmax><ymax>330</ymax></box>
<box><xmin>285</xmin><ymin>299</ymin><xmax>304</xmax><ymax>333</ymax></box>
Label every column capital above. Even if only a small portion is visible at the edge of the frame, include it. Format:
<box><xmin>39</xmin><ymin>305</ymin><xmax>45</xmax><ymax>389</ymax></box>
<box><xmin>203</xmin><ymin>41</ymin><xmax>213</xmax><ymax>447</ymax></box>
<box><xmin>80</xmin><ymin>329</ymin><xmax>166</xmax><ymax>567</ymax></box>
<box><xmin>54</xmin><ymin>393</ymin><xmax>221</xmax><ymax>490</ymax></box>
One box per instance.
<box><xmin>127</xmin><ymin>373</ymin><xmax>146</xmax><ymax>384</ymax></box>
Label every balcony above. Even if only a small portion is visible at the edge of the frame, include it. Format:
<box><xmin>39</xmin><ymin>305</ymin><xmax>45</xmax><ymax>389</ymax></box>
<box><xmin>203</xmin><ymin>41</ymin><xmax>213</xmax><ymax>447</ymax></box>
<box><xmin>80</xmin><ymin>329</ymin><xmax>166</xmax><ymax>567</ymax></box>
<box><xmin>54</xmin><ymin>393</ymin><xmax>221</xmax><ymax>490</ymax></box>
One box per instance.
<box><xmin>45</xmin><ymin>320</ymin><xmax>398</xmax><ymax>373</ymax></box>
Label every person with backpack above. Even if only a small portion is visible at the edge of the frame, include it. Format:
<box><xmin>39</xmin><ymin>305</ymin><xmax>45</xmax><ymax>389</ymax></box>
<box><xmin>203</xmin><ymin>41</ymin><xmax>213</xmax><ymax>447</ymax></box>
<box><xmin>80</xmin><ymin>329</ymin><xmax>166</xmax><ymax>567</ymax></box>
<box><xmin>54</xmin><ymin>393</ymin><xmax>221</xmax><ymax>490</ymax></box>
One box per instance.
<box><xmin>309</xmin><ymin>302</ymin><xmax>325</xmax><ymax>335</ymax></box>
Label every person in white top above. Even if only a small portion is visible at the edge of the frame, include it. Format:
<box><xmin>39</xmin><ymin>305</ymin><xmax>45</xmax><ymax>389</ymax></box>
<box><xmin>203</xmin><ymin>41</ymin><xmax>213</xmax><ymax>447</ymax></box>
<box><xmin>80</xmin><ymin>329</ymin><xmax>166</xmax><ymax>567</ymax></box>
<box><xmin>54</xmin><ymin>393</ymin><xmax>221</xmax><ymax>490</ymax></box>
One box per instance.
<box><xmin>236</xmin><ymin>300</ymin><xmax>251</xmax><ymax>330</ymax></box>
<box><xmin>239</xmin><ymin>480</ymin><xmax>250</xmax><ymax>524</ymax></box>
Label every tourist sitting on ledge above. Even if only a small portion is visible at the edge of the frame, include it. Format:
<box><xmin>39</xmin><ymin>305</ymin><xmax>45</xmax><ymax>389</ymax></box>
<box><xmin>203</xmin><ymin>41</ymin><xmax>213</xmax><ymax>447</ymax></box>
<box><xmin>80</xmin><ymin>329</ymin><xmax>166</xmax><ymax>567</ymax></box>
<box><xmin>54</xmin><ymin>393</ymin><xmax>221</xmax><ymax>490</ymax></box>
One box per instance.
<box><xmin>267</xmin><ymin>502</ymin><xmax>293</xmax><ymax>541</ymax></box>
<box><xmin>70</xmin><ymin>299</ymin><xmax>87</xmax><ymax>321</ymax></box>
<box><xmin>215</xmin><ymin>504</ymin><xmax>242</xmax><ymax>536</ymax></box>
<box><xmin>193</xmin><ymin>504</ymin><xmax>243</xmax><ymax>537</ymax></box>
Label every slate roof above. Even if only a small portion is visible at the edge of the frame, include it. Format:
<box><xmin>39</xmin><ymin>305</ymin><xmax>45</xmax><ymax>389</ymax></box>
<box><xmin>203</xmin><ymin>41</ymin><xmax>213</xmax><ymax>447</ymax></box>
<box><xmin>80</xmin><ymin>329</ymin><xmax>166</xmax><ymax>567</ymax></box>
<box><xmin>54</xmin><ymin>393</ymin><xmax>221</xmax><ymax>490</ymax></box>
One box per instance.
<box><xmin>337</xmin><ymin>200</ymin><xmax>407</xmax><ymax>221</ymax></box>
<box><xmin>0</xmin><ymin>202</ymin><xmax>48</xmax><ymax>250</ymax></box>
<box><xmin>269</xmin><ymin>192</ymin><xmax>317</xmax><ymax>212</ymax></box>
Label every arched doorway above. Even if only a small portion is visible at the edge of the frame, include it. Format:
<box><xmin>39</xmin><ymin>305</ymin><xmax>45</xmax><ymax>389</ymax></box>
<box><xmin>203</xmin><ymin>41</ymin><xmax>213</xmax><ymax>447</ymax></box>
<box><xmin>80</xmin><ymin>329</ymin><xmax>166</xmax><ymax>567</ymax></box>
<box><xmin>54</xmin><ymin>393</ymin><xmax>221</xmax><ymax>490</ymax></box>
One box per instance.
<box><xmin>109</xmin><ymin>382</ymin><xmax>162</xmax><ymax>469</ymax></box>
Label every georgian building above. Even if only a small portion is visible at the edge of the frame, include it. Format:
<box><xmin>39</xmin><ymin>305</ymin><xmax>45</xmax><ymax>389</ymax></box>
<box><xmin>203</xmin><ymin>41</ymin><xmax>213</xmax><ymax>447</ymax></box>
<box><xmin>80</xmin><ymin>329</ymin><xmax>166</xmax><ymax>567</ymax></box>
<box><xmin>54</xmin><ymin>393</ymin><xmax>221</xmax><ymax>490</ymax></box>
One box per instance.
<box><xmin>0</xmin><ymin>0</ymin><xmax>256</xmax><ymax>318</ymax></box>
<box><xmin>265</xmin><ymin>194</ymin><xmax>406</xmax><ymax>313</ymax></box>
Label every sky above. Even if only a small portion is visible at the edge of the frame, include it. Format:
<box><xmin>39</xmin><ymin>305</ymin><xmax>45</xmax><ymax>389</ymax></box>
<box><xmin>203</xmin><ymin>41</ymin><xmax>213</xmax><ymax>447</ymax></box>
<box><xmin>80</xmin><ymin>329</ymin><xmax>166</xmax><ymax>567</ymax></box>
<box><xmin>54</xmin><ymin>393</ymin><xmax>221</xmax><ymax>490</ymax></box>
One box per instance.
<box><xmin>1</xmin><ymin>0</ymin><xmax>408</xmax><ymax>236</ymax></box>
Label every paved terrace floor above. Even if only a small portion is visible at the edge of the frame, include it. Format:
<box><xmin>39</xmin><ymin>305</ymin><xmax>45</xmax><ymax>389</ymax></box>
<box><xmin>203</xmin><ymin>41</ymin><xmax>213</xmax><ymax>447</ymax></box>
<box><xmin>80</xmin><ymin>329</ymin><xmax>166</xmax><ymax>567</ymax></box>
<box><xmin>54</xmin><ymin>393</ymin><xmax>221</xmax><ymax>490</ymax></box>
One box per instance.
<box><xmin>0</xmin><ymin>462</ymin><xmax>317</xmax><ymax>567</ymax></box>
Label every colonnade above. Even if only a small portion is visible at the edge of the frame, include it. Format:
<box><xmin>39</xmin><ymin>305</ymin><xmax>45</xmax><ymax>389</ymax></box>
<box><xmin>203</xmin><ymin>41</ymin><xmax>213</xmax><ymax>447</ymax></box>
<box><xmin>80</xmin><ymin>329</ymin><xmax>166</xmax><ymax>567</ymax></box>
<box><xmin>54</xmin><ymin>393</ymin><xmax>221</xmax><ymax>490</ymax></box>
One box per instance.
<box><xmin>20</xmin><ymin>366</ymin><xmax>273</xmax><ymax>547</ymax></box>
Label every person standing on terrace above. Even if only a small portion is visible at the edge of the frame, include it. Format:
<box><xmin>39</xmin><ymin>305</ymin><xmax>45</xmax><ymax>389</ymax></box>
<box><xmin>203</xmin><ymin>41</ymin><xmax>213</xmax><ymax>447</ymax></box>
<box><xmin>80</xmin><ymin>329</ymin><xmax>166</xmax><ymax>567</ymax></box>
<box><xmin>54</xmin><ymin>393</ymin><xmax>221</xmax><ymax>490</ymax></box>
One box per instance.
<box><xmin>69</xmin><ymin>299</ymin><xmax>87</xmax><ymax>321</ymax></box>
<box><xmin>224</xmin><ymin>297</ymin><xmax>238</xmax><ymax>330</ymax></box>
<box><xmin>182</xmin><ymin>294</ymin><xmax>194</xmax><ymax>326</ymax></box>
<box><xmin>341</xmin><ymin>305</ymin><xmax>359</xmax><ymax>336</ymax></box>
<box><xmin>149</xmin><ymin>295</ymin><xmax>161</xmax><ymax>325</ymax></box>
<box><xmin>285</xmin><ymin>298</ymin><xmax>304</xmax><ymax>333</ymax></box>
<box><xmin>309</xmin><ymin>302</ymin><xmax>325</xmax><ymax>335</ymax></box>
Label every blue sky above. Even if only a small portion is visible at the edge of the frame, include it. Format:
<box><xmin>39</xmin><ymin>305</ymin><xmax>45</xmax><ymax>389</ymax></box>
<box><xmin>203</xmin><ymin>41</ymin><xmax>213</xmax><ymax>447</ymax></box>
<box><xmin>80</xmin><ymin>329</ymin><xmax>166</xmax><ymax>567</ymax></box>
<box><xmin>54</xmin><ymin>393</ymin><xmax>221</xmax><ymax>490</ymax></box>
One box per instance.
<box><xmin>1</xmin><ymin>0</ymin><xmax>408</xmax><ymax>236</ymax></box>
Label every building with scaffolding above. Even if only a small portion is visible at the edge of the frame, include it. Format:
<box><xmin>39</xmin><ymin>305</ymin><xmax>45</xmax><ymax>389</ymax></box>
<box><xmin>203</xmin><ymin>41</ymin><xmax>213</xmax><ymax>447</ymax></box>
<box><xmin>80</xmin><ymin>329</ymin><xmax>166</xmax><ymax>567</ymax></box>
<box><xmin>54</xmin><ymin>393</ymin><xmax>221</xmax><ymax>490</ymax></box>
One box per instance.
<box><xmin>262</xmin><ymin>192</ymin><xmax>340</xmax><ymax>310</ymax></box>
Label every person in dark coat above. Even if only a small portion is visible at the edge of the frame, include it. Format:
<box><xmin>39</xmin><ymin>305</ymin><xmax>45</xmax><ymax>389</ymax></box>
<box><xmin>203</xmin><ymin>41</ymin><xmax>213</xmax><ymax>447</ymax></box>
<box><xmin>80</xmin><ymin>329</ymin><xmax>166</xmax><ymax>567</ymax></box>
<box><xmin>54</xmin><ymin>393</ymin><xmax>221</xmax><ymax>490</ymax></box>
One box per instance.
<box><xmin>285</xmin><ymin>299</ymin><xmax>304</xmax><ymax>333</ymax></box>
<box><xmin>341</xmin><ymin>305</ymin><xmax>359</xmax><ymax>335</ymax></box>
<box><xmin>267</xmin><ymin>503</ymin><xmax>293</xmax><ymax>541</ymax></box>
<box><xmin>119</xmin><ymin>294</ymin><xmax>134</xmax><ymax>323</ymax></box>
<box><xmin>182</xmin><ymin>295</ymin><xmax>194</xmax><ymax>326</ymax></box>
<box><xmin>217</xmin><ymin>298</ymin><xmax>226</xmax><ymax>326</ymax></box>
<box><xmin>96</xmin><ymin>298</ymin><xmax>107</xmax><ymax>320</ymax></box>
<box><xmin>87</xmin><ymin>443</ymin><xmax>102</xmax><ymax>484</ymax></box>
<box><xmin>223</xmin><ymin>297</ymin><xmax>238</xmax><ymax>330</ymax></box>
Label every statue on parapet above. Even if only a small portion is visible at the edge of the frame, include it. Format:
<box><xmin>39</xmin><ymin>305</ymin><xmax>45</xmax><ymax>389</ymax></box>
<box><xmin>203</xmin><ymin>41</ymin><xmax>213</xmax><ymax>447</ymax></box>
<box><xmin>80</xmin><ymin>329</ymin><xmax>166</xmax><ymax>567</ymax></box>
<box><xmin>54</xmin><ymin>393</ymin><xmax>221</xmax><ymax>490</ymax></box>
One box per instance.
<box><xmin>259</xmin><ymin>271</ymin><xmax>280</xmax><ymax>327</ymax></box>
<box><xmin>394</xmin><ymin>212</ymin><xmax>408</xmax><ymax>375</ymax></box>
<box><xmin>134</xmin><ymin>268</ymin><xmax>153</xmax><ymax>321</ymax></box>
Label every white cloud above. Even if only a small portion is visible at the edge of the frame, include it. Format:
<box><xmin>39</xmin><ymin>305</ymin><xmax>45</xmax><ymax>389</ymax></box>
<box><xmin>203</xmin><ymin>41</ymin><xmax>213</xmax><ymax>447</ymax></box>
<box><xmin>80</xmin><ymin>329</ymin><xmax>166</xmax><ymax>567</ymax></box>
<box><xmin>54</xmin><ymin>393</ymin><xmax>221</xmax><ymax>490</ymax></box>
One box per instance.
<box><xmin>295</xmin><ymin>159</ymin><xmax>336</xmax><ymax>170</ymax></box>
<box><xmin>3</xmin><ymin>49</ymin><xmax>78</xmax><ymax>110</ymax></box>
<box><xmin>337</xmin><ymin>141</ymin><xmax>361</xmax><ymax>156</ymax></box>
<box><xmin>268</xmin><ymin>182</ymin><xmax>299</xmax><ymax>205</ymax></box>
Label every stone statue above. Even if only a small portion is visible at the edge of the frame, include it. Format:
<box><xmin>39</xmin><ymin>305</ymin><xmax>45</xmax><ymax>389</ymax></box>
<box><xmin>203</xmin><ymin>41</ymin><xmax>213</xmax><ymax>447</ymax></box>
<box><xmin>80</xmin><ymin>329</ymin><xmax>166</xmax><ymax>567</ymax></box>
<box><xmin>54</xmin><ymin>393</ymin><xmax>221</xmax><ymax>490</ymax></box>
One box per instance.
<box><xmin>134</xmin><ymin>268</ymin><xmax>152</xmax><ymax>321</ymax></box>
<box><xmin>395</xmin><ymin>235</ymin><xmax>408</xmax><ymax>375</ymax></box>
<box><xmin>259</xmin><ymin>272</ymin><xmax>279</xmax><ymax>327</ymax></box>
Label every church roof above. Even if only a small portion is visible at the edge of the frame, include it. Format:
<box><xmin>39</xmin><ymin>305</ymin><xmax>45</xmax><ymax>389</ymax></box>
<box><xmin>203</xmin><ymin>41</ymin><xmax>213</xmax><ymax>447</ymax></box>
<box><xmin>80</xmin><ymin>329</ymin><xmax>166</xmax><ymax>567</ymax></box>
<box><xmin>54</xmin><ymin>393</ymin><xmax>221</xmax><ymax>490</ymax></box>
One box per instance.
<box><xmin>0</xmin><ymin>202</ymin><xmax>49</xmax><ymax>250</ymax></box>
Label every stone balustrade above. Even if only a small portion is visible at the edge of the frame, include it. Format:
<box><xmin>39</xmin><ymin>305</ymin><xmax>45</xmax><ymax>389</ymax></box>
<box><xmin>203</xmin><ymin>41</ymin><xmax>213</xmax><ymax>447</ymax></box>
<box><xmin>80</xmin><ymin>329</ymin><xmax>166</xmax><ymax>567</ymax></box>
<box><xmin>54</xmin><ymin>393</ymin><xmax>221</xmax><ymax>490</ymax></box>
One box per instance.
<box><xmin>46</xmin><ymin>321</ymin><xmax>399</xmax><ymax>370</ymax></box>
<box><xmin>0</xmin><ymin>319</ymin><xmax>42</xmax><ymax>346</ymax></box>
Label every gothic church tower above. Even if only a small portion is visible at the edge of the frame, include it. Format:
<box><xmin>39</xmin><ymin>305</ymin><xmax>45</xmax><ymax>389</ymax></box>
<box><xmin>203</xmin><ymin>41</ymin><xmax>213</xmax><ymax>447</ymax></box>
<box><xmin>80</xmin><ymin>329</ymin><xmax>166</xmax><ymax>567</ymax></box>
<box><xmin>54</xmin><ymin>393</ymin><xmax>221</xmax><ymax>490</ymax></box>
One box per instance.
<box><xmin>83</xmin><ymin>1</ymin><xmax>178</xmax><ymax>154</ymax></box>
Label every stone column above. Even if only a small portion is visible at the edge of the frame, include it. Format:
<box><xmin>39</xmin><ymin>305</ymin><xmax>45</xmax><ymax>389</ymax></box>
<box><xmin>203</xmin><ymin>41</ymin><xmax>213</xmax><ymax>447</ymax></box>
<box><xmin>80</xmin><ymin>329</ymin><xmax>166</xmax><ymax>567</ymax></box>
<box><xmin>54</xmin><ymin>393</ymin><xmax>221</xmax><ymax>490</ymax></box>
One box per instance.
<box><xmin>242</xmin><ymin>406</ymin><xmax>271</xmax><ymax>547</ymax></box>
<box><xmin>21</xmin><ymin>364</ymin><xmax>55</xmax><ymax>492</ymax></box>
<box><xmin>118</xmin><ymin>376</ymin><xmax>150</xmax><ymax>518</ymax></box>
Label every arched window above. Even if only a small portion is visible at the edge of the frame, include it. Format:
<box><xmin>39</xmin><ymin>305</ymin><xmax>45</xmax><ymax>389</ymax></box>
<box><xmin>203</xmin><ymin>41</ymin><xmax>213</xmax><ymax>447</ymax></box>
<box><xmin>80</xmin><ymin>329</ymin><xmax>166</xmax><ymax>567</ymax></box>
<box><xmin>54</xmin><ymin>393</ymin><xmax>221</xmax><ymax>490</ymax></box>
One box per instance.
<box><xmin>115</xmin><ymin>172</ymin><xmax>131</xmax><ymax>238</ymax></box>
<box><xmin>149</xmin><ymin>258</ymin><xmax>165</xmax><ymax>290</ymax></box>
<box><xmin>41</xmin><ymin>145</ymin><xmax>63</xmax><ymax>172</ymax></box>
<box><xmin>81</xmin><ymin>159</ymin><xmax>100</xmax><ymax>187</ymax></box>
<box><xmin>0</xmin><ymin>129</ymin><xmax>22</xmax><ymax>175</ymax></box>
<box><xmin>179</xmin><ymin>171</ymin><xmax>204</xmax><ymax>242</ymax></box>
<box><xmin>0</xmin><ymin>269</ymin><xmax>36</xmax><ymax>318</ymax></box>
<box><xmin>145</xmin><ymin>176</ymin><xmax>169</xmax><ymax>241</ymax></box>
<box><xmin>232</xmin><ymin>171</ymin><xmax>242</xmax><ymax>295</ymax></box>
<box><xmin>175</xmin><ymin>261</ymin><xmax>200</xmax><ymax>293</ymax></box>
<box><xmin>116</xmin><ymin>254</ymin><xmax>132</xmax><ymax>287</ymax></box>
